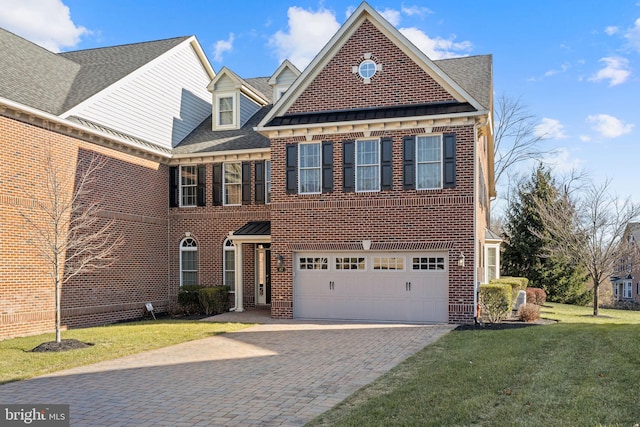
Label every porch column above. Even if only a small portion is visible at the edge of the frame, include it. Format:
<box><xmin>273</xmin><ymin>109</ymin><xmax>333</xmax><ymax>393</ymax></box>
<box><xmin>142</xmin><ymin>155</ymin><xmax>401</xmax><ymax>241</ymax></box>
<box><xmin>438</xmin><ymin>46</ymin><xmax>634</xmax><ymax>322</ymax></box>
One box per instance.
<box><xmin>234</xmin><ymin>242</ymin><xmax>244</xmax><ymax>312</ymax></box>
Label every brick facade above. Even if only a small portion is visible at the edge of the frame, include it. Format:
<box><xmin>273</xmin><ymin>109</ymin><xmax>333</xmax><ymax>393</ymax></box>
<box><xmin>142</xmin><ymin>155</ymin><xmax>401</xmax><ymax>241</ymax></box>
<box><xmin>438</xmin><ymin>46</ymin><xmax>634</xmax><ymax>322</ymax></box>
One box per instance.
<box><xmin>0</xmin><ymin>115</ymin><xmax>169</xmax><ymax>339</ymax></box>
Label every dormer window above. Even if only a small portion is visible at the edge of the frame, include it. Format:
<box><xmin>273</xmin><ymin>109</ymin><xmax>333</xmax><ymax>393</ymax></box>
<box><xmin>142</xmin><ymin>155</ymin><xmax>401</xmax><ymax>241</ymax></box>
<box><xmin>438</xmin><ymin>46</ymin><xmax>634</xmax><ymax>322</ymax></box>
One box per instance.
<box><xmin>215</xmin><ymin>93</ymin><xmax>236</xmax><ymax>128</ymax></box>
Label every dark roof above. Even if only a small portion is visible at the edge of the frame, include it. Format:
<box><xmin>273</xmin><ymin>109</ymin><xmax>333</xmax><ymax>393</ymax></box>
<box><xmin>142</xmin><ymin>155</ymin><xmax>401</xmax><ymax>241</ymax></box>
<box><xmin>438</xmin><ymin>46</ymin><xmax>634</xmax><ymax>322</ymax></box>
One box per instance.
<box><xmin>174</xmin><ymin>105</ymin><xmax>272</xmax><ymax>154</ymax></box>
<box><xmin>0</xmin><ymin>27</ymin><xmax>189</xmax><ymax>115</ymax></box>
<box><xmin>58</xmin><ymin>36</ymin><xmax>190</xmax><ymax>111</ymax></box>
<box><xmin>244</xmin><ymin>77</ymin><xmax>273</xmax><ymax>103</ymax></box>
<box><xmin>265</xmin><ymin>101</ymin><xmax>475</xmax><ymax>127</ymax></box>
<box><xmin>0</xmin><ymin>27</ymin><xmax>80</xmax><ymax>114</ymax></box>
<box><xmin>435</xmin><ymin>55</ymin><xmax>492</xmax><ymax>110</ymax></box>
<box><xmin>234</xmin><ymin>221</ymin><xmax>270</xmax><ymax>236</ymax></box>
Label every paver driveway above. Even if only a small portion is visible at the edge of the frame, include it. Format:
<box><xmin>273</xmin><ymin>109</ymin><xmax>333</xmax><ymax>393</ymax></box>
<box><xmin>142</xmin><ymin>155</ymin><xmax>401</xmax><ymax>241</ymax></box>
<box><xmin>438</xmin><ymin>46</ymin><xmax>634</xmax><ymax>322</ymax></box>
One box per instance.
<box><xmin>0</xmin><ymin>311</ymin><xmax>454</xmax><ymax>426</ymax></box>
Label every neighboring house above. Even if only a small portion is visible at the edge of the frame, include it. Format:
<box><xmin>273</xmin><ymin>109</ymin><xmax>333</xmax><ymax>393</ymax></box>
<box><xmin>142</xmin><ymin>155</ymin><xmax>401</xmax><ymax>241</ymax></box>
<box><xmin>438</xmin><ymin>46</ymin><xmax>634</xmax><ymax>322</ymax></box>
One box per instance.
<box><xmin>0</xmin><ymin>2</ymin><xmax>496</xmax><ymax>339</ymax></box>
<box><xmin>611</xmin><ymin>223</ymin><xmax>640</xmax><ymax>304</ymax></box>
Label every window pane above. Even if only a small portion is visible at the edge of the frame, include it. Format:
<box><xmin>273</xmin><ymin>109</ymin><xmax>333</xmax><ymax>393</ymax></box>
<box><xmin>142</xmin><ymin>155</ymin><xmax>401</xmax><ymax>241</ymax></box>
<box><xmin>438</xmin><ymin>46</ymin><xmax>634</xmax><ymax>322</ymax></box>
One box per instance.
<box><xmin>266</xmin><ymin>161</ymin><xmax>271</xmax><ymax>204</ymax></box>
<box><xmin>219</xmin><ymin>97</ymin><xmax>233</xmax><ymax>126</ymax></box>
<box><xmin>417</xmin><ymin>163</ymin><xmax>441</xmax><ymax>189</ymax></box>
<box><xmin>358</xmin><ymin>165</ymin><xmax>378</xmax><ymax>191</ymax></box>
<box><xmin>182</xmin><ymin>271</ymin><xmax>198</xmax><ymax>286</ymax></box>
<box><xmin>299</xmin><ymin>144</ymin><xmax>320</xmax><ymax>167</ymax></box>
<box><xmin>224</xmin><ymin>163</ymin><xmax>241</xmax><ymax>184</ymax></box>
<box><xmin>181</xmin><ymin>251</ymin><xmax>197</xmax><ymax>271</ymax></box>
<box><xmin>300</xmin><ymin>169</ymin><xmax>321</xmax><ymax>193</ymax></box>
<box><xmin>225</xmin><ymin>184</ymin><xmax>241</xmax><ymax>205</ymax></box>
<box><xmin>224</xmin><ymin>250</ymin><xmax>235</xmax><ymax>291</ymax></box>
<box><xmin>224</xmin><ymin>163</ymin><xmax>242</xmax><ymax>205</ymax></box>
<box><xmin>417</xmin><ymin>136</ymin><xmax>440</xmax><ymax>161</ymax></box>
<box><xmin>357</xmin><ymin>140</ymin><xmax>378</xmax><ymax>165</ymax></box>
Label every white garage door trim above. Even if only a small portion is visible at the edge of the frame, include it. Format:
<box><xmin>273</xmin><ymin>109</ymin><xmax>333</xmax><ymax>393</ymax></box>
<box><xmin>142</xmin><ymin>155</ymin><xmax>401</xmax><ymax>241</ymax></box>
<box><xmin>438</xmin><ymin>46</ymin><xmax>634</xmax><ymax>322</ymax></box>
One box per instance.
<box><xmin>293</xmin><ymin>252</ymin><xmax>448</xmax><ymax>322</ymax></box>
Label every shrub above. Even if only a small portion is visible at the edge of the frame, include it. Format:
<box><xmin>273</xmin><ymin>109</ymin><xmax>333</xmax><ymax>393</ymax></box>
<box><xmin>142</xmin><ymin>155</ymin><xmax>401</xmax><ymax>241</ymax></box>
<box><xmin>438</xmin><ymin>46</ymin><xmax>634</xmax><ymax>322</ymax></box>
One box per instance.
<box><xmin>517</xmin><ymin>303</ymin><xmax>540</xmax><ymax>322</ymax></box>
<box><xmin>526</xmin><ymin>287</ymin><xmax>547</xmax><ymax>305</ymax></box>
<box><xmin>177</xmin><ymin>285</ymin><xmax>201</xmax><ymax>314</ymax></box>
<box><xmin>567</xmin><ymin>289</ymin><xmax>594</xmax><ymax>306</ymax></box>
<box><xmin>491</xmin><ymin>277</ymin><xmax>529</xmax><ymax>306</ymax></box>
<box><xmin>198</xmin><ymin>286</ymin><xmax>230</xmax><ymax>316</ymax></box>
<box><xmin>480</xmin><ymin>284</ymin><xmax>513</xmax><ymax>323</ymax></box>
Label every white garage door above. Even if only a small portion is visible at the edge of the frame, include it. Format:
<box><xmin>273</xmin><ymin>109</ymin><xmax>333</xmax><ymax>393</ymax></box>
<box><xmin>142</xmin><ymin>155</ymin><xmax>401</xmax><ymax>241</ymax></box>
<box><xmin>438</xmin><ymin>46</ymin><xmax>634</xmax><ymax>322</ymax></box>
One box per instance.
<box><xmin>293</xmin><ymin>252</ymin><xmax>448</xmax><ymax>322</ymax></box>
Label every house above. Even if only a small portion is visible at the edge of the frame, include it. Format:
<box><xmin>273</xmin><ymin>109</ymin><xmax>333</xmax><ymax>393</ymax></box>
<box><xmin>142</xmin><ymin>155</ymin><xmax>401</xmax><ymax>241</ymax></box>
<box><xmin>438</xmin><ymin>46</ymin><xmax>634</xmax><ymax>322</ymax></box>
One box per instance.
<box><xmin>611</xmin><ymin>223</ymin><xmax>640</xmax><ymax>304</ymax></box>
<box><xmin>0</xmin><ymin>2</ymin><xmax>495</xmax><ymax>339</ymax></box>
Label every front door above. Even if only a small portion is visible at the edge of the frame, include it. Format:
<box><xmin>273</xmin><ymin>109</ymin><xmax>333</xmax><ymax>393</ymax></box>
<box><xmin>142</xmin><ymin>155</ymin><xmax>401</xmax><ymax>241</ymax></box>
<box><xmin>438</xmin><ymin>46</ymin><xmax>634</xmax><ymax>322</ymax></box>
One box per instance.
<box><xmin>256</xmin><ymin>245</ymin><xmax>271</xmax><ymax>305</ymax></box>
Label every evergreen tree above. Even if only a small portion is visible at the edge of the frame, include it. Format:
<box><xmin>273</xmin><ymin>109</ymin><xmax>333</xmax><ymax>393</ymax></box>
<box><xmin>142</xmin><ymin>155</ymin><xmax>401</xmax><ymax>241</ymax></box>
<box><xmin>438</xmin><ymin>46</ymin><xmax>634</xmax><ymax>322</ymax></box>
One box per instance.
<box><xmin>501</xmin><ymin>164</ymin><xmax>587</xmax><ymax>302</ymax></box>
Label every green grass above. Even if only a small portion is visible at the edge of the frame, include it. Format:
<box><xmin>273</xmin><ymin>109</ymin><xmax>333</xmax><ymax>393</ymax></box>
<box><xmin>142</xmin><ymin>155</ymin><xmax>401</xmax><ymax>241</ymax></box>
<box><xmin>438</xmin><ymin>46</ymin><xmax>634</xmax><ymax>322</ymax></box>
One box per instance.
<box><xmin>0</xmin><ymin>319</ymin><xmax>251</xmax><ymax>384</ymax></box>
<box><xmin>307</xmin><ymin>303</ymin><xmax>640</xmax><ymax>426</ymax></box>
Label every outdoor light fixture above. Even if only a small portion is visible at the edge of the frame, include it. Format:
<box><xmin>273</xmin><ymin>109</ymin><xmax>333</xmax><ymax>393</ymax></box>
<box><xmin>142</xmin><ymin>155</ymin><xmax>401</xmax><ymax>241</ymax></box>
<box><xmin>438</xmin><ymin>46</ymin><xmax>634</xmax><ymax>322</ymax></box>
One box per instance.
<box><xmin>276</xmin><ymin>254</ymin><xmax>284</xmax><ymax>268</ymax></box>
<box><xmin>458</xmin><ymin>252</ymin><xmax>465</xmax><ymax>267</ymax></box>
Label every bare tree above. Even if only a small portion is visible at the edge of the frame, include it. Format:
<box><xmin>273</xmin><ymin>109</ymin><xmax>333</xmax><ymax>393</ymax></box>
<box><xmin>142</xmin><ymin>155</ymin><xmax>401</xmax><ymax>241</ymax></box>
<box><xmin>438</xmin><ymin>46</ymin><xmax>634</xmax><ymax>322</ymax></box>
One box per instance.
<box><xmin>494</xmin><ymin>94</ymin><xmax>554</xmax><ymax>187</ymax></box>
<box><xmin>534</xmin><ymin>179</ymin><xmax>640</xmax><ymax>315</ymax></box>
<box><xmin>20</xmin><ymin>150</ymin><xmax>123</xmax><ymax>343</ymax></box>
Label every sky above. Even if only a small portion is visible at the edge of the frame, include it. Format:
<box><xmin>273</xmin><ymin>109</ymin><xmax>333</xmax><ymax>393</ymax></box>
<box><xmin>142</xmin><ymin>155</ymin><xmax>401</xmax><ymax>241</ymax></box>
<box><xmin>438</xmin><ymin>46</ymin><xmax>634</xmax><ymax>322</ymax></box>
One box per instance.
<box><xmin>1</xmin><ymin>0</ymin><xmax>639</xmax><ymax>215</ymax></box>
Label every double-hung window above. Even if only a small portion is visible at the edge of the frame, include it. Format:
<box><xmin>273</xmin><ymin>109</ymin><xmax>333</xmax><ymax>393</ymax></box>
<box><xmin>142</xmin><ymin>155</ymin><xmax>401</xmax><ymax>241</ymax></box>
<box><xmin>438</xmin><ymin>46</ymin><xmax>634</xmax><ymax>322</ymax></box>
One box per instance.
<box><xmin>265</xmin><ymin>160</ymin><xmax>272</xmax><ymax>203</ymax></box>
<box><xmin>223</xmin><ymin>239</ymin><xmax>235</xmax><ymax>292</ymax></box>
<box><xmin>416</xmin><ymin>135</ymin><xmax>442</xmax><ymax>190</ymax></box>
<box><xmin>216</xmin><ymin>94</ymin><xmax>235</xmax><ymax>128</ymax></box>
<box><xmin>624</xmin><ymin>281</ymin><xmax>632</xmax><ymax>299</ymax></box>
<box><xmin>180</xmin><ymin>237</ymin><xmax>198</xmax><ymax>286</ymax></box>
<box><xmin>299</xmin><ymin>143</ymin><xmax>321</xmax><ymax>194</ymax></box>
<box><xmin>356</xmin><ymin>139</ymin><xmax>380</xmax><ymax>192</ymax></box>
<box><xmin>180</xmin><ymin>165</ymin><xmax>198</xmax><ymax>207</ymax></box>
<box><xmin>224</xmin><ymin>162</ymin><xmax>242</xmax><ymax>205</ymax></box>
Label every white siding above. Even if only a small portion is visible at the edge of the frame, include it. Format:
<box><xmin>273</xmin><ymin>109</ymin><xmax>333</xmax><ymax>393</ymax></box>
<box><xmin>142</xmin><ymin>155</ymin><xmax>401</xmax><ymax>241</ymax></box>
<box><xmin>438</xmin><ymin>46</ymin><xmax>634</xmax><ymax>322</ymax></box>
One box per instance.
<box><xmin>67</xmin><ymin>42</ymin><xmax>212</xmax><ymax>148</ymax></box>
<box><xmin>239</xmin><ymin>93</ymin><xmax>261</xmax><ymax>127</ymax></box>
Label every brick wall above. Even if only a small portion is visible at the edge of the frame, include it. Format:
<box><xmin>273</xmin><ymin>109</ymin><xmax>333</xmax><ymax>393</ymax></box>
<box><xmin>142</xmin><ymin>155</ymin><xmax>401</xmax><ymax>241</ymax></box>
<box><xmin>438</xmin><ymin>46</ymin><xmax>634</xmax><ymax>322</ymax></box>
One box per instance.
<box><xmin>269</xmin><ymin>125</ymin><xmax>477</xmax><ymax>323</ymax></box>
<box><xmin>0</xmin><ymin>115</ymin><xmax>169</xmax><ymax>339</ymax></box>
<box><xmin>288</xmin><ymin>19</ymin><xmax>455</xmax><ymax>114</ymax></box>
<box><xmin>168</xmin><ymin>161</ymin><xmax>270</xmax><ymax>304</ymax></box>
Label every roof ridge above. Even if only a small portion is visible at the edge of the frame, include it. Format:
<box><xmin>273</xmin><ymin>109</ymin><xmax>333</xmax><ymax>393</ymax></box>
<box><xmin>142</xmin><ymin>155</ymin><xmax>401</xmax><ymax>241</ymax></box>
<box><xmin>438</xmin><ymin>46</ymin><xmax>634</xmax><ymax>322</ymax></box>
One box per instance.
<box><xmin>58</xmin><ymin>35</ymin><xmax>191</xmax><ymax>55</ymax></box>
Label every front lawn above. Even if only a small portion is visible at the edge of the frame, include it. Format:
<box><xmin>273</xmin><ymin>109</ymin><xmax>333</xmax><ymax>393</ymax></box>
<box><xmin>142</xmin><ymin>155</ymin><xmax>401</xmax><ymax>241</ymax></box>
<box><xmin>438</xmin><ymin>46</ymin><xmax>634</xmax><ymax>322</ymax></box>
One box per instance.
<box><xmin>0</xmin><ymin>319</ymin><xmax>251</xmax><ymax>384</ymax></box>
<box><xmin>307</xmin><ymin>303</ymin><xmax>640</xmax><ymax>426</ymax></box>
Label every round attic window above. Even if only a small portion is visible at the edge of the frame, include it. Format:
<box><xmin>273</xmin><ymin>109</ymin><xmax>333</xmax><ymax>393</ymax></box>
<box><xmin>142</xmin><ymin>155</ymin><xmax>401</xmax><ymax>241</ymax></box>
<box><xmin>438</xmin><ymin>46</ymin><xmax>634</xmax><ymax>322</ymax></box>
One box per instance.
<box><xmin>358</xmin><ymin>59</ymin><xmax>377</xmax><ymax>79</ymax></box>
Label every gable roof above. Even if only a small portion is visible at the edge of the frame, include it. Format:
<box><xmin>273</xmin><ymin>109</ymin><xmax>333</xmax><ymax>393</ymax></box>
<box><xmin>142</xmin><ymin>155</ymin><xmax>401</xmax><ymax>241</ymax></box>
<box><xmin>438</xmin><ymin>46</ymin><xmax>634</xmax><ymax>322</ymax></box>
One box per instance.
<box><xmin>259</xmin><ymin>1</ymin><xmax>490</xmax><ymax>130</ymax></box>
<box><xmin>58</xmin><ymin>36</ymin><xmax>191</xmax><ymax>112</ymax></box>
<box><xmin>0</xmin><ymin>27</ymin><xmax>80</xmax><ymax>115</ymax></box>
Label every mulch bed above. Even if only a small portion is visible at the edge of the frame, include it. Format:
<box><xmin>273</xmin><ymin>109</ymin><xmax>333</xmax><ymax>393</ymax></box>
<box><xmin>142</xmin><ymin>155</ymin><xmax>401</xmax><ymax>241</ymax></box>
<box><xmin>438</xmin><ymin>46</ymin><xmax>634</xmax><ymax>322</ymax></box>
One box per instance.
<box><xmin>30</xmin><ymin>339</ymin><xmax>94</xmax><ymax>352</ymax></box>
<box><xmin>455</xmin><ymin>318</ymin><xmax>557</xmax><ymax>331</ymax></box>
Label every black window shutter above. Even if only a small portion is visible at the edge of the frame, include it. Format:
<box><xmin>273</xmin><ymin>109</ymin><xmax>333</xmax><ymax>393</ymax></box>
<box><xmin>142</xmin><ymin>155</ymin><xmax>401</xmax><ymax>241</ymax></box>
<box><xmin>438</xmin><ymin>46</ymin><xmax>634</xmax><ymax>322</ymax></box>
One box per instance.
<box><xmin>169</xmin><ymin>166</ymin><xmax>179</xmax><ymax>207</ymax></box>
<box><xmin>212</xmin><ymin>163</ymin><xmax>222</xmax><ymax>206</ymax></box>
<box><xmin>342</xmin><ymin>140</ymin><xmax>355</xmax><ymax>192</ymax></box>
<box><xmin>242</xmin><ymin>161</ymin><xmax>251</xmax><ymax>204</ymax></box>
<box><xmin>196</xmin><ymin>164</ymin><xmax>206</xmax><ymax>206</ymax></box>
<box><xmin>255</xmin><ymin>161</ymin><xmax>265</xmax><ymax>204</ymax></box>
<box><xmin>321</xmin><ymin>141</ymin><xmax>333</xmax><ymax>193</ymax></box>
<box><xmin>443</xmin><ymin>133</ymin><xmax>456</xmax><ymax>188</ymax></box>
<box><xmin>403</xmin><ymin>136</ymin><xmax>415</xmax><ymax>190</ymax></box>
<box><xmin>286</xmin><ymin>144</ymin><xmax>297</xmax><ymax>194</ymax></box>
<box><xmin>380</xmin><ymin>138</ymin><xmax>393</xmax><ymax>190</ymax></box>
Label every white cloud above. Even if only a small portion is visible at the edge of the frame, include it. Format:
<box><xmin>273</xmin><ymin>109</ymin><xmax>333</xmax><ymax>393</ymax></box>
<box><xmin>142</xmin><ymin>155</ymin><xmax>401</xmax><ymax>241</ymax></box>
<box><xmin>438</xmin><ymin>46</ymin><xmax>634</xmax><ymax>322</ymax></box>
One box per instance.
<box><xmin>269</xmin><ymin>6</ymin><xmax>340</xmax><ymax>70</ymax></box>
<box><xmin>625</xmin><ymin>17</ymin><xmax>640</xmax><ymax>52</ymax></box>
<box><xmin>544</xmin><ymin>63</ymin><xmax>570</xmax><ymax>77</ymax></box>
<box><xmin>587</xmin><ymin>114</ymin><xmax>634</xmax><ymax>138</ymax></box>
<box><xmin>401</xmin><ymin>5</ymin><xmax>433</xmax><ymax>17</ymax></box>
<box><xmin>541</xmin><ymin>147</ymin><xmax>583</xmax><ymax>174</ymax></box>
<box><xmin>0</xmin><ymin>0</ymin><xmax>88</xmax><ymax>52</ymax></box>
<box><xmin>589</xmin><ymin>56</ymin><xmax>631</xmax><ymax>86</ymax></box>
<box><xmin>379</xmin><ymin>8</ymin><xmax>401</xmax><ymax>26</ymax></box>
<box><xmin>213</xmin><ymin>33</ymin><xmax>234</xmax><ymax>62</ymax></box>
<box><xmin>605</xmin><ymin>26</ymin><xmax>619</xmax><ymax>35</ymax></box>
<box><xmin>535</xmin><ymin>118</ymin><xmax>567</xmax><ymax>139</ymax></box>
<box><xmin>400</xmin><ymin>27</ymin><xmax>472</xmax><ymax>59</ymax></box>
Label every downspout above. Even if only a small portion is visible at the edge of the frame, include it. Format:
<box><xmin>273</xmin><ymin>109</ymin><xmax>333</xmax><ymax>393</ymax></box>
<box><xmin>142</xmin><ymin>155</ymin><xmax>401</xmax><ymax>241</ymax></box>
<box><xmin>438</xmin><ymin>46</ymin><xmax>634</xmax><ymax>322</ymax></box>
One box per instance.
<box><xmin>473</xmin><ymin>121</ymin><xmax>479</xmax><ymax>325</ymax></box>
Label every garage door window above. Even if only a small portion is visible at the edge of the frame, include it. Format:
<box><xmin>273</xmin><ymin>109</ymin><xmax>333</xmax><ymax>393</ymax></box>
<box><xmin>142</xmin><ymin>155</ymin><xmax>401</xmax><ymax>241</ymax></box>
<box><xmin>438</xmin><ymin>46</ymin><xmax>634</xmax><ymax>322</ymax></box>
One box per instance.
<box><xmin>373</xmin><ymin>256</ymin><xmax>405</xmax><ymax>271</ymax></box>
<box><xmin>412</xmin><ymin>257</ymin><xmax>445</xmax><ymax>270</ymax></box>
<box><xmin>336</xmin><ymin>257</ymin><xmax>366</xmax><ymax>270</ymax></box>
<box><xmin>299</xmin><ymin>257</ymin><xmax>328</xmax><ymax>270</ymax></box>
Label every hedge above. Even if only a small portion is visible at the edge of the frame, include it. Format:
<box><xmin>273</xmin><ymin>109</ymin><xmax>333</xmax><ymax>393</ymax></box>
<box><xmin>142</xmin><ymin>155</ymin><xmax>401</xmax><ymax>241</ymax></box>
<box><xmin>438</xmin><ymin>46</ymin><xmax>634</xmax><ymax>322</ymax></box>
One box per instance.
<box><xmin>490</xmin><ymin>277</ymin><xmax>529</xmax><ymax>306</ymax></box>
<box><xmin>177</xmin><ymin>285</ymin><xmax>230</xmax><ymax>315</ymax></box>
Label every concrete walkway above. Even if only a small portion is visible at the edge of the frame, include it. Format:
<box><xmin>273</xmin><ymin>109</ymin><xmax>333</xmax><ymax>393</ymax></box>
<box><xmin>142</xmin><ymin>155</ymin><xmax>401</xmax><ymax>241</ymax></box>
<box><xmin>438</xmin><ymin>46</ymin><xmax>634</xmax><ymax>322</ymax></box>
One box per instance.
<box><xmin>0</xmin><ymin>310</ymin><xmax>455</xmax><ymax>426</ymax></box>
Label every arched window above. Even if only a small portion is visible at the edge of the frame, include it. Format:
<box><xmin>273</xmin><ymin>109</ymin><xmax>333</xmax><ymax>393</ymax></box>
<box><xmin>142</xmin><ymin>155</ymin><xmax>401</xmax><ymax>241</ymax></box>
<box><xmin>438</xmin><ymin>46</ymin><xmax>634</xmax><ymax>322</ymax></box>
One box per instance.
<box><xmin>180</xmin><ymin>237</ymin><xmax>198</xmax><ymax>286</ymax></box>
<box><xmin>223</xmin><ymin>238</ymin><xmax>235</xmax><ymax>292</ymax></box>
